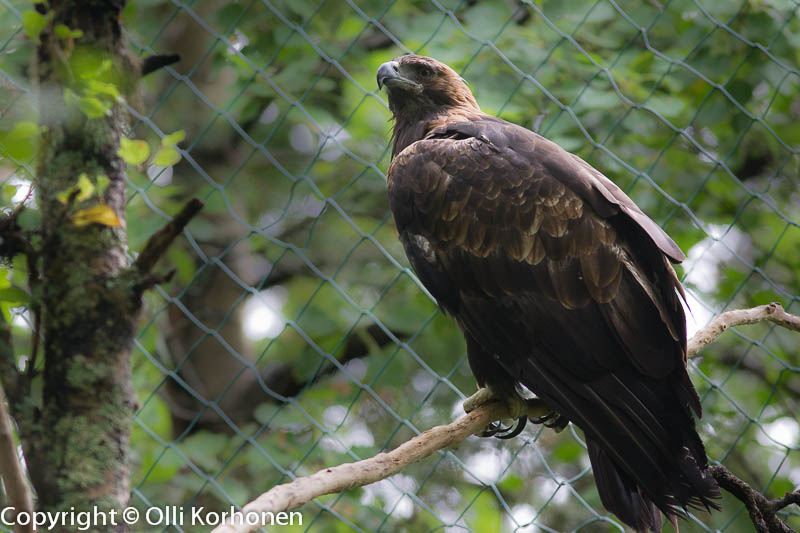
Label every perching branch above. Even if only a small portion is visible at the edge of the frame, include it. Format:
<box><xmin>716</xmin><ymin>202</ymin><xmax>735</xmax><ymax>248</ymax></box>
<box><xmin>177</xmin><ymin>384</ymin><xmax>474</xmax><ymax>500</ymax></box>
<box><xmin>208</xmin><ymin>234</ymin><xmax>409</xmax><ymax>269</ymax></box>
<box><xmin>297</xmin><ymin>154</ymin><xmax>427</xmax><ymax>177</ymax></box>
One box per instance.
<box><xmin>211</xmin><ymin>401</ymin><xmax>510</xmax><ymax>533</ymax></box>
<box><xmin>0</xmin><ymin>384</ymin><xmax>34</xmax><ymax>533</ymax></box>
<box><xmin>710</xmin><ymin>465</ymin><xmax>799</xmax><ymax>533</ymax></box>
<box><xmin>212</xmin><ymin>303</ymin><xmax>800</xmax><ymax>533</ymax></box>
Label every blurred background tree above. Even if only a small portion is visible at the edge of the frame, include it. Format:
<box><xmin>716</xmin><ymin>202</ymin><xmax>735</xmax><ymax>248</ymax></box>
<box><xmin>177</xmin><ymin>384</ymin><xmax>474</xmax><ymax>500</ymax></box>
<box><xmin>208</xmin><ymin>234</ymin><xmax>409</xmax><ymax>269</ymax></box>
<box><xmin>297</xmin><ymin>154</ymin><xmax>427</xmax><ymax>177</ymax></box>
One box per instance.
<box><xmin>1</xmin><ymin>0</ymin><xmax>798</xmax><ymax>531</ymax></box>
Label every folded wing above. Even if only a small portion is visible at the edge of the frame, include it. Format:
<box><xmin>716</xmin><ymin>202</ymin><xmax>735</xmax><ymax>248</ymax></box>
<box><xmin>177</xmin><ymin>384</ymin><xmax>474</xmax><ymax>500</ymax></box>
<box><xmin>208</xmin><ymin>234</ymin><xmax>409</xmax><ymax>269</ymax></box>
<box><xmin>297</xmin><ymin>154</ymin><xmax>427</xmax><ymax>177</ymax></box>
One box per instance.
<box><xmin>387</xmin><ymin>115</ymin><xmax>719</xmax><ymax>529</ymax></box>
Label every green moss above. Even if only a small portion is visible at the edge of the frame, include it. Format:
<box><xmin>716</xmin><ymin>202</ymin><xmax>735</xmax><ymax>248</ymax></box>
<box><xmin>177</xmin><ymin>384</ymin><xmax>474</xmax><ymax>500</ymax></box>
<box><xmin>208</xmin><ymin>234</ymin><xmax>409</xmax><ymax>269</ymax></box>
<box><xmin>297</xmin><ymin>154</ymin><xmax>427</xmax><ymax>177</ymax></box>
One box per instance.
<box><xmin>65</xmin><ymin>354</ymin><xmax>109</xmax><ymax>388</ymax></box>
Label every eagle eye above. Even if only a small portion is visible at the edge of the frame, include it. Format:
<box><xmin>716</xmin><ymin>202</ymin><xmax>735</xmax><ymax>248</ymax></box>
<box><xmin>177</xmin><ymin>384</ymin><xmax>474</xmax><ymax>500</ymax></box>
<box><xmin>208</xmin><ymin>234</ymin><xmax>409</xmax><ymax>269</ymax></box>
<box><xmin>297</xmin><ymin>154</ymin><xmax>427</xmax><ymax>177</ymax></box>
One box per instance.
<box><xmin>419</xmin><ymin>67</ymin><xmax>433</xmax><ymax>79</ymax></box>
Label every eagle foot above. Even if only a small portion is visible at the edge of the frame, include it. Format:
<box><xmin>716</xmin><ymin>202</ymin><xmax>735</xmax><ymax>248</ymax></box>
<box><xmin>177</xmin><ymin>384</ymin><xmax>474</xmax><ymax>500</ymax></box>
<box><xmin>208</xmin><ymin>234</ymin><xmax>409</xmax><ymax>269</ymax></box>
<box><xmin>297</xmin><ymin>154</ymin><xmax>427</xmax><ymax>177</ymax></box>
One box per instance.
<box><xmin>463</xmin><ymin>387</ymin><xmax>530</xmax><ymax>439</ymax></box>
<box><xmin>463</xmin><ymin>388</ymin><xmax>568</xmax><ymax>437</ymax></box>
<box><xmin>463</xmin><ymin>387</ymin><xmax>528</xmax><ymax>417</ymax></box>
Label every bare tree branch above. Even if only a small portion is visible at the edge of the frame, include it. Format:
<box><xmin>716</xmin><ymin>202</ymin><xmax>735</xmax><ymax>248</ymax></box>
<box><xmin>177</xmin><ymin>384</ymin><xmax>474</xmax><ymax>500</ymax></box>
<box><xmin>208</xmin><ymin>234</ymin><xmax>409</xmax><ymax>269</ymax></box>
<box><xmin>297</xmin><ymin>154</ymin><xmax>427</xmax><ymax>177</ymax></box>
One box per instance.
<box><xmin>212</xmin><ymin>303</ymin><xmax>800</xmax><ymax>533</ymax></box>
<box><xmin>141</xmin><ymin>54</ymin><xmax>181</xmax><ymax>76</ymax></box>
<box><xmin>710</xmin><ymin>465</ymin><xmax>799</xmax><ymax>533</ymax></box>
<box><xmin>688</xmin><ymin>302</ymin><xmax>800</xmax><ymax>358</ymax></box>
<box><xmin>211</xmin><ymin>401</ymin><xmax>509</xmax><ymax>533</ymax></box>
<box><xmin>0</xmin><ymin>384</ymin><xmax>34</xmax><ymax>533</ymax></box>
<box><xmin>134</xmin><ymin>198</ymin><xmax>204</xmax><ymax>276</ymax></box>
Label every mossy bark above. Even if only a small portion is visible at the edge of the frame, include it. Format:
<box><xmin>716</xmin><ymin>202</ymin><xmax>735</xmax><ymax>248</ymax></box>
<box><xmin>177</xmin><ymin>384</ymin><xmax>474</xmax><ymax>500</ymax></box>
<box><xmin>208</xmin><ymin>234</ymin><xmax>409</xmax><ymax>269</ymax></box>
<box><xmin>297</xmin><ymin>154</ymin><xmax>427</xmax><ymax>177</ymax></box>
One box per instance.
<box><xmin>31</xmin><ymin>0</ymin><xmax>139</xmax><ymax>529</ymax></box>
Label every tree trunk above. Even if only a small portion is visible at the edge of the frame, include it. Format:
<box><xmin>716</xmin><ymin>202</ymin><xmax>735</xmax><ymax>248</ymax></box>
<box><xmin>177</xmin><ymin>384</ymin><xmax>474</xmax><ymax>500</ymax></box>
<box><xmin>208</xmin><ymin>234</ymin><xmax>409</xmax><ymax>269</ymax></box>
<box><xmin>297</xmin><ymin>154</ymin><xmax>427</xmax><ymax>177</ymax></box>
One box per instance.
<box><xmin>31</xmin><ymin>0</ymin><xmax>138</xmax><ymax>528</ymax></box>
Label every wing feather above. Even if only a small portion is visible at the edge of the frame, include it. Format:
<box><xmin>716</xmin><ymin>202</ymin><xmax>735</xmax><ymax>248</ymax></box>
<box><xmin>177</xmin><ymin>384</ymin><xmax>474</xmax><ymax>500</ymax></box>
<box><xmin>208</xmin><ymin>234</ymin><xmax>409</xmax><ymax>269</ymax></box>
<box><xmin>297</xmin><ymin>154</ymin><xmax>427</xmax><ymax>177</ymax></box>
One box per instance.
<box><xmin>388</xmin><ymin>124</ymin><xmax>685</xmax><ymax>362</ymax></box>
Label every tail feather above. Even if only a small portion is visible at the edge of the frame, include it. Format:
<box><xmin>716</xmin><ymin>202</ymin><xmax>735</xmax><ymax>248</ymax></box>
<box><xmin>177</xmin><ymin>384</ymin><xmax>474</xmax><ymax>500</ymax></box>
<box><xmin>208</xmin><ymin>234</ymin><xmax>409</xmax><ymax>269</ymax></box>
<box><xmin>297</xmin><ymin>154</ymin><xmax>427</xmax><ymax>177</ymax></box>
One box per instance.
<box><xmin>587</xmin><ymin>434</ymin><xmax>720</xmax><ymax>532</ymax></box>
<box><xmin>588</xmin><ymin>437</ymin><xmax>664</xmax><ymax>533</ymax></box>
<box><xmin>674</xmin><ymin>445</ymin><xmax>722</xmax><ymax>512</ymax></box>
<box><xmin>510</xmin><ymin>329</ymin><xmax>721</xmax><ymax>530</ymax></box>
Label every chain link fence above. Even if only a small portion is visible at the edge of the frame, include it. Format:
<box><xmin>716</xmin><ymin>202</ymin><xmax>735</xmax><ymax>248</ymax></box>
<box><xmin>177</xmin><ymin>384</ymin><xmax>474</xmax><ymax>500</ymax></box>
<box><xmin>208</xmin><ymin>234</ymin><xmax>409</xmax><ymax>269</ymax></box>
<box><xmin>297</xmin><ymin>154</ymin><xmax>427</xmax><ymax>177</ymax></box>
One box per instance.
<box><xmin>1</xmin><ymin>0</ymin><xmax>799</xmax><ymax>531</ymax></box>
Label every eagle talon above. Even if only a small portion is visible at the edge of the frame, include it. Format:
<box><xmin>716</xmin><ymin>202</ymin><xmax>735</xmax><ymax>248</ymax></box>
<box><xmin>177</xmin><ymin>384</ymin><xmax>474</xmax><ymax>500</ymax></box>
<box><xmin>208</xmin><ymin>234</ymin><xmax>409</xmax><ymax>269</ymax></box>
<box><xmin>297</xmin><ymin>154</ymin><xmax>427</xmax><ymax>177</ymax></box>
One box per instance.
<box><xmin>495</xmin><ymin>416</ymin><xmax>528</xmax><ymax>439</ymax></box>
<box><xmin>529</xmin><ymin>410</ymin><xmax>568</xmax><ymax>433</ymax></box>
<box><xmin>479</xmin><ymin>421</ymin><xmax>504</xmax><ymax>437</ymax></box>
<box><xmin>544</xmin><ymin>414</ymin><xmax>569</xmax><ymax>432</ymax></box>
<box><xmin>529</xmin><ymin>412</ymin><xmax>557</xmax><ymax>424</ymax></box>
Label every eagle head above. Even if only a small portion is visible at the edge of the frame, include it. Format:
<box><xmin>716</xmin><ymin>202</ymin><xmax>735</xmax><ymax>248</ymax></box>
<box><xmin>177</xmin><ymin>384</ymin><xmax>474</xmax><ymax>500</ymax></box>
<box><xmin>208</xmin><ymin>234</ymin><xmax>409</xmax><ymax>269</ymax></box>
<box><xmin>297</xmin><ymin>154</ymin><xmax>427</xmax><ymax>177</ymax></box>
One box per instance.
<box><xmin>377</xmin><ymin>55</ymin><xmax>479</xmax><ymax>116</ymax></box>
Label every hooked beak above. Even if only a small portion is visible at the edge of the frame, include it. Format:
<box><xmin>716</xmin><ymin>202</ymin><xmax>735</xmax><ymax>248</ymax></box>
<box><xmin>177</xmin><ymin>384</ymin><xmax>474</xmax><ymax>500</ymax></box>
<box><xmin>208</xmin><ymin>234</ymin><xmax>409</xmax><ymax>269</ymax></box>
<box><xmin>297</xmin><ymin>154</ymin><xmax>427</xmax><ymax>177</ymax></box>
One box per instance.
<box><xmin>377</xmin><ymin>60</ymin><xmax>401</xmax><ymax>90</ymax></box>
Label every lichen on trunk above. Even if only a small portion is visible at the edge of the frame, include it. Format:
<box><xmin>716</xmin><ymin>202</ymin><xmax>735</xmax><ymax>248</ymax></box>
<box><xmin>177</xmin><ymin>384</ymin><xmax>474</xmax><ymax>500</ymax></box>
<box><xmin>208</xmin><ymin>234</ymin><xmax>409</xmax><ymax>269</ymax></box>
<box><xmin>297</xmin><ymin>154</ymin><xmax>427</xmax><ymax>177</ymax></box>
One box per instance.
<box><xmin>31</xmin><ymin>0</ymin><xmax>139</xmax><ymax>527</ymax></box>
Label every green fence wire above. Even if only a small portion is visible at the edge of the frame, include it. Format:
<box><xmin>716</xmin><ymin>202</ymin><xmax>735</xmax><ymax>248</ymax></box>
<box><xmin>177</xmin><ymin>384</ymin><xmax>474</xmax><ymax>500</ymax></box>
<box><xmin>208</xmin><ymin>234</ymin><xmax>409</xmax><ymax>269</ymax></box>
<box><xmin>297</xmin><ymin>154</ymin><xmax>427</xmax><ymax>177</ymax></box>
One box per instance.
<box><xmin>1</xmin><ymin>0</ymin><xmax>799</xmax><ymax>531</ymax></box>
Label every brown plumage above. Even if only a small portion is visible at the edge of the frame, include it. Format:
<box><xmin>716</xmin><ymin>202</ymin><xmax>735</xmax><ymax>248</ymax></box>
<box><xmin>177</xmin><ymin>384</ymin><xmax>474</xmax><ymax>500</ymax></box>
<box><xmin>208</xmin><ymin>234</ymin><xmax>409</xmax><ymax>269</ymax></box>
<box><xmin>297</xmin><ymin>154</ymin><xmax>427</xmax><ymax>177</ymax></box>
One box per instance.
<box><xmin>378</xmin><ymin>55</ymin><xmax>720</xmax><ymax>532</ymax></box>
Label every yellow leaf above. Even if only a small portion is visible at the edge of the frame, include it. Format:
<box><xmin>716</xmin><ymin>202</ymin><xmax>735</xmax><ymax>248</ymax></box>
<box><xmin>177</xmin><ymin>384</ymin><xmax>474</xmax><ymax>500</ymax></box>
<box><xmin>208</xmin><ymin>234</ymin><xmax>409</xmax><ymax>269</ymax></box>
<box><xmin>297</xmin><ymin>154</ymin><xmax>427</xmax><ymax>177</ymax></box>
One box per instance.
<box><xmin>72</xmin><ymin>205</ymin><xmax>121</xmax><ymax>227</ymax></box>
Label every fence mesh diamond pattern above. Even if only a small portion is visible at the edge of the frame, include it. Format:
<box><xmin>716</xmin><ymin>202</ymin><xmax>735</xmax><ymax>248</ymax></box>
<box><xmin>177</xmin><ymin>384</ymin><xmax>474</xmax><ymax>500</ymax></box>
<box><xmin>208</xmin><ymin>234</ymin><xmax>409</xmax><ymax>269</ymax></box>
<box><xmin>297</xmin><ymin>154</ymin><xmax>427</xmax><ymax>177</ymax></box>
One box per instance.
<box><xmin>1</xmin><ymin>0</ymin><xmax>799</xmax><ymax>531</ymax></box>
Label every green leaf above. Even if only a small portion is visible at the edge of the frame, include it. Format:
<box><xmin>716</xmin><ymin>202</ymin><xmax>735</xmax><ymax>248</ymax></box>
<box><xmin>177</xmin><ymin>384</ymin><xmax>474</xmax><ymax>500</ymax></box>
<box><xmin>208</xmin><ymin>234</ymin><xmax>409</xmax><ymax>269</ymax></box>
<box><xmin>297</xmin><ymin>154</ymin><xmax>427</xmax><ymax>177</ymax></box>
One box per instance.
<box><xmin>117</xmin><ymin>138</ymin><xmax>150</xmax><ymax>165</ymax></box>
<box><xmin>498</xmin><ymin>473</ymin><xmax>524</xmax><ymax>493</ymax></box>
<box><xmin>0</xmin><ymin>121</ymin><xmax>41</xmax><ymax>161</ymax></box>
<box><xmin>16</xmin><ymin>209</ymin><xmax>40</xmax><ymax>231</ymax></box>
<box><xmin>553</xmin><ymin>440</ymin><xmax>585</xmax><ymax>462</ymax></box>
<box><xmin>85</xmin><ymin>79</ymin><xmax>120</xmax><ymax>100</ymax></box>
<box><xmin>137</xmin><ymin>447</ymin><xmax>182</xmax><ymax>484</ymax></box>
<box><xmin>21</xmin><ymin>10</ymin><xmax>54</xmax><ymax>43</ymax></box>
<box><xmin>63</xmin><ymin>89</ymin><xmax>109</xmax><ymax>119</ymax></box>
<box><xmin>95</xmin><ymin>174</ymin><xmax>110</xmax><ymax>194</ymax></box>
<box><xmin>161</xmin><ymin>130</ymin><xmax>185</xmax><ymax>147</ymax></box>
<box><xmin>78</xmin><ymin>97</ymin><xmax>108</xmax><ymax>118</ymax></box>
<box><xmin>152</xmin><ymin>146</ymin><xmax>181</xmax><ymax>167</ymax></box>
<box><xmin>468</xmin><ymin>489</ymin><xmax>502</xmax><ymax>531</ymax></box>
<box><xmin>56</xmin><ymin>173</ymin><xmax>95</xmax><ymax>204</ymax></box>
<box><xmin>0</xmin><ymin>287</ymin><xmax>29</xmax><ymax>304</ymax></box>
<box><xmin>76</xmin><ymin>57</ymin><xmax>112</xmax><ymax>80</ymax></box>
<box><xmin>6</xmin><ymin>121</ymin><xmax>38</xmax><ymax>139</ymax></box>
<box><xmin>75</xmin><ymin>173</ymin><xmax>95</xmax><ymax>202</ymax></box>
<box><xmin>2</xmin><ymin>185</ymin><xmax>19</xmax><ymax>202</ymax></box>
<box><xmin>54</xmin><ymin>24</ymin><xmax>69</xmax><ymax>38</ymax></box>
<box><xmin>227</xmin><ymin>53</ymin><xmax>254</xmax><ymax>74</ymax></box>
<box><xmin>54</xmin><ymin>24</ymin><xmax>82</xmax><ymax>39</ymax></box>
<box><xmin>167</xmin><ymin>245</ymin><xmax>197</xmax><ymax>285</ymax></box>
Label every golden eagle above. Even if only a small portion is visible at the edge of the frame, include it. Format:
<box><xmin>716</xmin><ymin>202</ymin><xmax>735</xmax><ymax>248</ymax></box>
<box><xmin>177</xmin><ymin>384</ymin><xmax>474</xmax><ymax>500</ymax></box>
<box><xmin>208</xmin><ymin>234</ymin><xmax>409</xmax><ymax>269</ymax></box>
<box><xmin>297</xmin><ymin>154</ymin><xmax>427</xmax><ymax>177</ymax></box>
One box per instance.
<box><xmin>378</xmin><ymin>54</ymin><xmax>720</xmax><ymax>532</ymax></box>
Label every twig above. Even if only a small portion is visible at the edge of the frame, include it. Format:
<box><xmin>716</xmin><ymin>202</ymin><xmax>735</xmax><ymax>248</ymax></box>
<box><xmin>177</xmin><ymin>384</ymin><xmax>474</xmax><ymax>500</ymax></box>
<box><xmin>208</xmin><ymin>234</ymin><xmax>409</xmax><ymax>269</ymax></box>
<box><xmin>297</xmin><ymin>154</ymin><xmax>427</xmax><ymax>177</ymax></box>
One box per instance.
<box><xmin>0</xmin><ymin>384</ymin><xmax>34</xmax><ymax>533</ymax></box>
<box><xmin>710</xmin><ymin>465</ymin><xmax>799</xmax><ymax>533</ymax></box>
<box><xmin>141</xmin><ymin>54</ymin><xmax>181</xmax><ymax>76</ymax></box>
<box><xmin>25</xmin><ymin>251</ymin><xmax>41</xmax><ymax>382</ymax></box>
<box><xmin>213</xmin><ymin>303</ymin><xmax>800</xmax><ymax>533</ymax></box>
<box><xmin>134</xmin><ymin>198</ymin><xmax>203</xmax><ymax>275</ymax></box>
<box><xmin>211</xmin><ymin>402</ymin><xmax>509</xmax><ymax>533</ymax></box>
<box><xmin>688</xmin><ymin>302</ymin><xmax>800</xmax><ymax>358</ymax></box>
